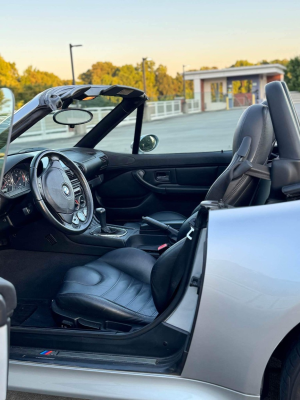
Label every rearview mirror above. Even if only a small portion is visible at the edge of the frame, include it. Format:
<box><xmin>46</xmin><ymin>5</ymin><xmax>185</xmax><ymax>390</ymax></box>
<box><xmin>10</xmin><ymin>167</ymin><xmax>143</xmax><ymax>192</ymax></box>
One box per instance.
<box><xmin>139</xmin><ymin>135</ymin><xmax>159</xmax><ymax>153</ymax></box>
<box><xmin>53</xmin><ymin>108</ymin><xmax>93</xmax><ymax>127</ymax></box>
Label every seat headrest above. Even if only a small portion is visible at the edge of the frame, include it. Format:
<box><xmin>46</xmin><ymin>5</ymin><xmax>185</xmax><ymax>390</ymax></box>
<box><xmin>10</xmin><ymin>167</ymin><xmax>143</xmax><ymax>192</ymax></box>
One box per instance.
<box><xmin>232</xmin><ymin>103</ymin><xmax>275</xmax><ymax>165</ymax></box>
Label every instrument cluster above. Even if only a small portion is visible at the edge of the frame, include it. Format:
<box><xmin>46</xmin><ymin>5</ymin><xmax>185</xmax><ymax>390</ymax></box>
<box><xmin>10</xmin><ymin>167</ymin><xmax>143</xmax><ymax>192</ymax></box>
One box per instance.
<box><xmin>1</xmin><ymin>168</ymin><xmax>30</xmax><ymax>196</ymax></box>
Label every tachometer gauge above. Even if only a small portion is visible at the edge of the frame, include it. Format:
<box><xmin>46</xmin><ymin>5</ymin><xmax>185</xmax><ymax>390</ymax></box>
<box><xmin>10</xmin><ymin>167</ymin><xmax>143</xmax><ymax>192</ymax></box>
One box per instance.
<box><xmin>1</xmin><ymin>173</ymin><xmax>13</xmax><ymax>193</ymax></box>
<box><xmin>12</xmin><ymin>169</ymin><xmax>26</xmax><ymax>188</ymax></box>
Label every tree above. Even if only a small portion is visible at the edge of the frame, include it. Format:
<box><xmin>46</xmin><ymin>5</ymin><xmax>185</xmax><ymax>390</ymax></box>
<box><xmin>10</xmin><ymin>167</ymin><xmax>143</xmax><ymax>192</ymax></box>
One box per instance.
<box><xmin>231</xmin><ymin>60</ymin><xmax>254</xmax><ymax>68</ymax></box>
<box><xmin>79</xmin><ymin>62</ymin><xmax>117</xmax><ymax>85</ymax></box>
<box><xmin>17</xmin><ymin>66</ymin><xmax>63</xmax><ymax>106</ymax></box>
<box><xmin>285</xmin><ymin>57</ymin><xmax>300</xmax><ymax>91</ymax></box>
<box><xmin>199</xmin><ymin>66</ymin><xmax>218</xmax><ymax>70</ymax></box>
<box><xmin>0</xmin><ymin>56</ymin><xmax>19</xmax><ymax>88</ymax></box>
<box><xmin>155</xmin><ymin>64</ymin><xmax>175</xmax><ymax>98</ymax></box>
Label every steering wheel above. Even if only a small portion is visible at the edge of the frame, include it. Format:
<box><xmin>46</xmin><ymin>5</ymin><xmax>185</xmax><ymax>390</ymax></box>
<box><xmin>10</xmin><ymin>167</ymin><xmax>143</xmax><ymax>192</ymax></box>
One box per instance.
<box><xmin>30</xmin><ymin>150</ymin><xmax>94</xmax><ymax>234</ymax></box>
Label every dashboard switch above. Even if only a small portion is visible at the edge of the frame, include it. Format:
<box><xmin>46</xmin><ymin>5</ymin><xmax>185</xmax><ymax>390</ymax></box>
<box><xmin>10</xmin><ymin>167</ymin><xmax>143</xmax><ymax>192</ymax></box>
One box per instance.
<box><xmin>22</xmin><ymin>203</ymin><xmax>33</xmax><ymax>216</ymax></box>
<box><xmin>72</xmin><ymin>215</ymin><xmax>79</xmax><ymax>225</ymax></box>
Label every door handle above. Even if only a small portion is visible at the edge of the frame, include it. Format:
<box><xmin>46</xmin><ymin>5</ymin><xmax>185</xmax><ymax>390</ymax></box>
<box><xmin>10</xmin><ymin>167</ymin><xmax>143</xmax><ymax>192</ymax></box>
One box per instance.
<box><xmin>155</xmin><ymin>171</ymin><xmax>170</xmax><ymax>182</ymax></box>
<box><xmin>132</xmin><ymin>170</ymin><xmax>166</xmax><ymax>194</ymax></box>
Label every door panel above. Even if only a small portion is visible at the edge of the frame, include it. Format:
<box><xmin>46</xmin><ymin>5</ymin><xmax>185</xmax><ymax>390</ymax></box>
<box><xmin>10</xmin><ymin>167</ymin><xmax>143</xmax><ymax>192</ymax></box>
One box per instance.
<box><xmin>96</xmin><ymin>150</ymin><xmax>231</xmax><ymax>224</ymax></box>
<box><xmin>0</xmin><ymin>278</ymin><xmax>17</xmax><ymax>400</ymax></box>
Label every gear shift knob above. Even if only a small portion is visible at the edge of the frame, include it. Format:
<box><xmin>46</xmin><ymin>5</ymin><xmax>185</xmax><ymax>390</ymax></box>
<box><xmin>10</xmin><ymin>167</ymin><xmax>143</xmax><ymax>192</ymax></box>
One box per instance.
<box><xmin>95</xmin><ymin>208</ymin><xmax>107</xmax><ymax>230</ymax></box>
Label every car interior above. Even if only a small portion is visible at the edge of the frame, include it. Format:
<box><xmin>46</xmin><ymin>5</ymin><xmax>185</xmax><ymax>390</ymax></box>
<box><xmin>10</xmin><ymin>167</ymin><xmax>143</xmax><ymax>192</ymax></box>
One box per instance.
<box><xmin>1</xmin><ymin>81</ymin><xmax>300</xmax><ymax>373</ymax></box>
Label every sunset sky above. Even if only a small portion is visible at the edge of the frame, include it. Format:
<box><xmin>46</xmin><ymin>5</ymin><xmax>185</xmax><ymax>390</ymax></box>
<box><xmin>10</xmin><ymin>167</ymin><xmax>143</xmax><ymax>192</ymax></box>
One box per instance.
<box><xmin>1</xmin><ymin>0</ymin><xmax>299</xmax><ymax>79</ymax></box>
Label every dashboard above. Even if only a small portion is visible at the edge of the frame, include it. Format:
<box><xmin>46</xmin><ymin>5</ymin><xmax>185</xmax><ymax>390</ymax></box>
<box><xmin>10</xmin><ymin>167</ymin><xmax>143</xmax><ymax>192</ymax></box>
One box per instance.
<box><xmin>0</xmin><ymin>147</ymin><xmax>109</xmax><ymax>199</ymax></box>
<box><xmin>2</xmin><ymin>167</ymin><xmax>30</xmax><ymax>197</ymax></box>
<box><xmin>0</xmin><ymin>147</ymin><xmax>109</xmax><ymax>233</ymax></box>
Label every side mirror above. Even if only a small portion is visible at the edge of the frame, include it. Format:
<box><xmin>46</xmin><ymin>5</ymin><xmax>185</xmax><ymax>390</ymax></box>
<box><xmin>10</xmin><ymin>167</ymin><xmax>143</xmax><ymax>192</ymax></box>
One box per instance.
<box><xmin>53</xmin><ymin>108</ymin><xmax>93</xmax><ymax>127</ymax></box>
<box><xmin>139</xmin><ymin>135</ymin><xmax>159</xmax><ymax>153</ymax></box>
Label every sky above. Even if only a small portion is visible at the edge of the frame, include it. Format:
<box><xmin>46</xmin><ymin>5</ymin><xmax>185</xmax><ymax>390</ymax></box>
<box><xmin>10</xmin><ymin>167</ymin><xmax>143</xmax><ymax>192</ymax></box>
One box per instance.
<box><xmin>0</xmin><ymin>0</ymin><xmax>300</xmax><ymax>79</ymax></box>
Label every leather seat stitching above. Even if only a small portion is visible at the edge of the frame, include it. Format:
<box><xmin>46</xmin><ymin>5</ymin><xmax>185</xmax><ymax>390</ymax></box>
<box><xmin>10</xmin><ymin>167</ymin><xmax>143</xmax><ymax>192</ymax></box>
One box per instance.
<box><xmin>63</xmin><ymin>280</ymin><xmax>101</xmax><ymax>287</ymax></box>
<box><xmin>232</xmin><ymin>179</ymin><xmax>253</xmax><ymax>205</ymax></box>
<box><xmin>113</xmin><ymin>278</ymin><xmax>134</xmax><ymax>302</ymax></box>
<box><xmin>125</xmin><ymin>283</ymin><xmax>145</xmax><ymax>307</ymax></box>
<box><xmin>100</xmin><ymin>271</ymin><xmax>123</xmax><ymax>297</ymax></box>
<box><xmin>137</xmin><ymin>294</ymin><xmax>153</xmax><ymax>313</ymax></box>
<box><xmin>151</xmin><ymin>309</ymin><xmax>158</xmax><ymax>316</ymax></box>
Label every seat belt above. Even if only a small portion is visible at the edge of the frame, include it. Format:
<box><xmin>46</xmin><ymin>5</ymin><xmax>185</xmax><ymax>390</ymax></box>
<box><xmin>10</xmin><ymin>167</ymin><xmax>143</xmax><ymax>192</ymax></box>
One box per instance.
<box><xmin>233</xmin><ymin>160</ymin><xmax>271</xmax><ymax>181</ymax></box>
<box><xmin>167</xmin><ymin>206</ymin><xmax>209</xmax><ymax>303</ymax></box>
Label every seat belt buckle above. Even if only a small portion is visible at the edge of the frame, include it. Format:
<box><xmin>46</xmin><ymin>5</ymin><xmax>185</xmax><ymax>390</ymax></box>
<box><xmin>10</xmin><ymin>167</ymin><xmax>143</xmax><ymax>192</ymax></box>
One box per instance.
<box><xmin>158</xmin><ymin>243</ymin><xmax>169</xmax><ymax>254</ymax></box>
<box><xmin>187</xmin><ymin>226</ymin><xmax>195</xmax><ymax>240</ymax></box>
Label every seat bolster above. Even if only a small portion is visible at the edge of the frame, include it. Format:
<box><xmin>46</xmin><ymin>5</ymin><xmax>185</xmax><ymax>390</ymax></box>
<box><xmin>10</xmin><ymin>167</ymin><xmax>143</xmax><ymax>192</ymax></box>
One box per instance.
<box><xmin>151</xmin><ymin>239</ymin><xmax>186</xmax><ymax>313</ymax></box>
<box><xmin>55</xmin><ymin>293</ymin><xmax>155</xmax><ymax>326</ymax></box>
<box><xmin>100</xmin><ymin>247</ymin><xmax>156</xmax><ymax>284</ymax></box>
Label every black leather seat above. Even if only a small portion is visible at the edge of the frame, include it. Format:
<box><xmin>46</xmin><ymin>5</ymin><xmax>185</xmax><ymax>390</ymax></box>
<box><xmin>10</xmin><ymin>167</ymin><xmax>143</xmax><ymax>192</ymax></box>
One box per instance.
<box><xmin>52</xmin><ymin>240</ymin><xmax>185</xmax><ymax>327</ymax></box>
<box><xmin>125</xmin><ymin>102</ymin><xmax>275</xmax><ymax>230</ymax></box>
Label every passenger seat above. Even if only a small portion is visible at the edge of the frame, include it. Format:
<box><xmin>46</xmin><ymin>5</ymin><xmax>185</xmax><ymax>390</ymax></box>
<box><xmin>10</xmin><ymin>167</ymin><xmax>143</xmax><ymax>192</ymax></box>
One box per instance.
<box><xmin>125</xmin><ymin>102</ymin><xmax>275</xmax><ymax>230</ymax></box>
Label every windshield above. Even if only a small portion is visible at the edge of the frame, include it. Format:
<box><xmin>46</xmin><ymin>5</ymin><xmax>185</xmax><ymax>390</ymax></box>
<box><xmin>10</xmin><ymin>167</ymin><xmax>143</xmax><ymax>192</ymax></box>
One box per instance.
<box><xmin>8</xmin><ymin>95</ymin><xmax>132</xmax><ymax>155</ymax></box>
<box><xmin>0</xmin><ymin>88</ymin><xmax>14</xmax><ymax>180</ymax></box>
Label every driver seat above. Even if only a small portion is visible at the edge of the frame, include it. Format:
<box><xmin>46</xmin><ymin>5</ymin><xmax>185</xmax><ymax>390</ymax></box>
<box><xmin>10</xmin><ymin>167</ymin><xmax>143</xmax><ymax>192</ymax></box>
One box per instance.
<box><xmin>52</xmin><ymin>238</ymin><xmax>186</xmax><ymax>328</ymax></box>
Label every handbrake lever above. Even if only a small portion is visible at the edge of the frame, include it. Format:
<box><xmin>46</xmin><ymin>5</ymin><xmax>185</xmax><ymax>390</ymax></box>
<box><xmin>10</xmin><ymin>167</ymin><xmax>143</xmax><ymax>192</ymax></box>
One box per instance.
<box><xmin>142</xmin><ymin>216</ymin><xmax>179</xmax><ymax>238</ymax></box>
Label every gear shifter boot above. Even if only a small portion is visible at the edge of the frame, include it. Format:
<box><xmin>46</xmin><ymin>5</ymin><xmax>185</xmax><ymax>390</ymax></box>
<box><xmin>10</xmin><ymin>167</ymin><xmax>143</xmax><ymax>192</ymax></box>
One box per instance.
<box><xmin>93</xmin><ymin>208</ymin><xmax>127</xmax><ymax>236</ymax></box>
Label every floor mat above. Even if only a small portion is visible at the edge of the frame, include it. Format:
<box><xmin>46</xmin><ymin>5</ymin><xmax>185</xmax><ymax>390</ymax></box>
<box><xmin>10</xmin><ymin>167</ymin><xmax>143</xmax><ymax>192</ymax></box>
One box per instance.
<box><xmin>11</xmin><ymin>304</ymin><xmax>37</xmax><ymax>326</ymax></box>
<box><xmin>11</xmin><ymin>300</ymin><xmax>58</xmax><ymax>328</ymax></box>
<box><xmin>22</xmin><ymin>303</ymin><xmax>57</xmax><ymax>328</ymax></box>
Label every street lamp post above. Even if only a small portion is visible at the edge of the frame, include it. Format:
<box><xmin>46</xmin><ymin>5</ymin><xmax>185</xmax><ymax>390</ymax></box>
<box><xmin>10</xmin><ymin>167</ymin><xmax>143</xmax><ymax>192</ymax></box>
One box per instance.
<box><xmin>142</xmin><ymin>57</ymin><xmax>151</xmax><ymax>95</ymax></box>
<box><xmin>182</xmin><ymin>64</ymin><xmax>189</xmax><ymax>113</ymax></box>
<box><xmin>142</xmin><ymin>57</ymin><xmax>151</xmax><ymax>122</ymax></box>
<box><xmin>69</xmin><ymin>44</ymin><xmax>82</xmax><ymax>85</ymax></box>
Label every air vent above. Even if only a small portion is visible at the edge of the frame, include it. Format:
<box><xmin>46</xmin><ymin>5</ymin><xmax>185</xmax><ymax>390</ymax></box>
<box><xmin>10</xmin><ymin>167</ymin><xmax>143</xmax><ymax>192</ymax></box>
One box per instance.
<box><xmin>100</xmin><ymin>155</ymin><xmax>109</xmax><ymax>170</ymax></box>
<box><xmin>65</xmin><ymin>168</ymin><xmax>80</xmax><ymax>192</ymax></box>
<box><xmin>77</xmin><ymin>164</ymin><xmax>85</xmax><ymax>174</ymax></box>
<box><xmin>65</xmin><ymin>169</ymin><xmax>74</xmax><ymax>180</ymax></box>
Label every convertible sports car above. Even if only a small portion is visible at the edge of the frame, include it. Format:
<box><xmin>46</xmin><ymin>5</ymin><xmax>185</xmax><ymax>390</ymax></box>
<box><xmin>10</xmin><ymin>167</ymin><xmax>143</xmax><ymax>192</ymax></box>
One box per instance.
<box><xmin>1</xmin><ymin>81</ymin><xmax>300</xmax><ymax>400</ymax></box>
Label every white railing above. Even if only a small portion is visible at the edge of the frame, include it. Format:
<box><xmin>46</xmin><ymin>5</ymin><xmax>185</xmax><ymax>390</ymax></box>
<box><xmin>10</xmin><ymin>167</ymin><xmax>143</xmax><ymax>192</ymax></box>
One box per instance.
<box><xmin>147</xmin><ymin>100</ymin><xmax>182</xmax><ymax>119</ymax></box>
<box><xmin>17</xmin><ymin>99</ymin><xmax>201</xmax><ymax>142</ymax></box>
<box><xmin>186</xmin><ymin>98</ymin><xmax>201</xmax><ymax>113</ymax></box>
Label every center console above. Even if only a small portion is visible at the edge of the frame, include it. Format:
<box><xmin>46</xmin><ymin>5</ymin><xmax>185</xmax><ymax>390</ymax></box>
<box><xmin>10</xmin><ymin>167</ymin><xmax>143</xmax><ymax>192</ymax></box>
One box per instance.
<box><xmin>69</xmin><ymin>207</ymin><xmax>170</xmax><ymax>258</ymax></box>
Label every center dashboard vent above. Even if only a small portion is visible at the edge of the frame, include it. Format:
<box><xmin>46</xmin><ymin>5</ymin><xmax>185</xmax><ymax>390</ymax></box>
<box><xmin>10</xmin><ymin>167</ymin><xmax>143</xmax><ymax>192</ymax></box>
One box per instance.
<box><xmin>65</xmin><ymin>168</ymin><xmax>81</xmax><ymax>195</ymax></box>
<box><xmin>99</xmin><ymin>155</ymin><xmax>109</xmax><ymax>170</ymax></box>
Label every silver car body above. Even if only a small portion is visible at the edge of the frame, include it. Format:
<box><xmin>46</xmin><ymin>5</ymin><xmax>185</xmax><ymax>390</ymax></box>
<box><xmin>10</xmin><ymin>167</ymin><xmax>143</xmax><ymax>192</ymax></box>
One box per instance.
<box><xmin>8</xmin><ymin>198</ymin><xmax>299</xmax><ymax>399</ymax></box>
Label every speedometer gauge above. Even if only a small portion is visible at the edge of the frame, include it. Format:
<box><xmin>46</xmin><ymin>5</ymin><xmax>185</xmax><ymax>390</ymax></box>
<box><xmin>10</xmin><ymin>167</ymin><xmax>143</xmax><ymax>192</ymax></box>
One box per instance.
<box><xmin>12</xmin><ymin>169</ymin><xmax>26</xmax><ymax>188</ymax></box>
<box><xmin>1</xmin><ymin>173</ymin><xmax>13</xmax><ymax>193</ymax></box>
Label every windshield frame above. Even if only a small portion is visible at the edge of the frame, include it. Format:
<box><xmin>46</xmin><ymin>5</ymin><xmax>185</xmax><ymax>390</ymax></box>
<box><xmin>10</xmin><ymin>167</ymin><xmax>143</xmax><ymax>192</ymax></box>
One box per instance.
<box><xmin>9</xmin><ymin>85</ymin><xmax>146</xmax><ymax>155</ymax></box>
